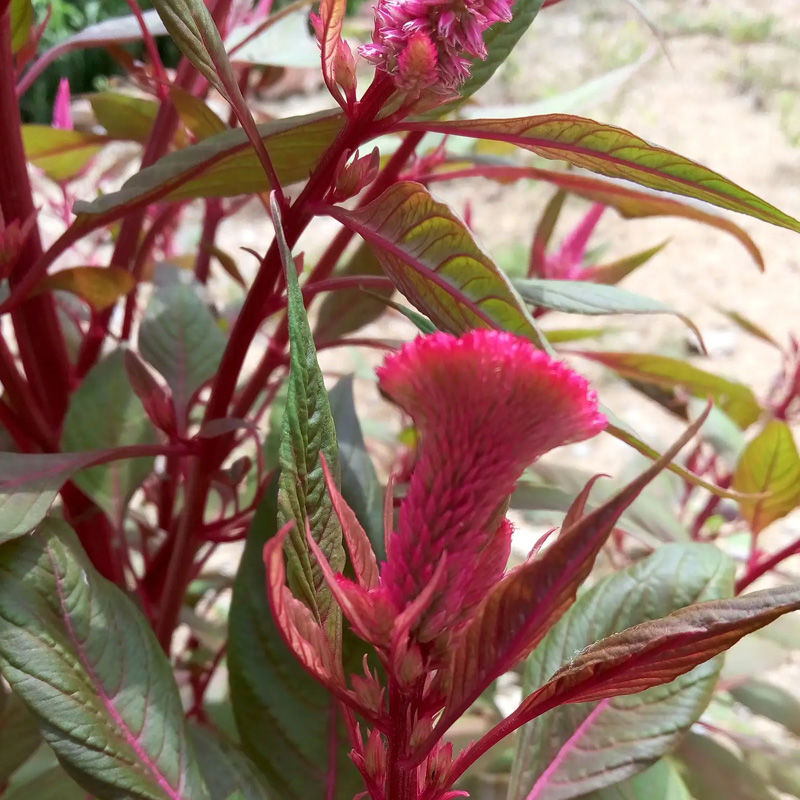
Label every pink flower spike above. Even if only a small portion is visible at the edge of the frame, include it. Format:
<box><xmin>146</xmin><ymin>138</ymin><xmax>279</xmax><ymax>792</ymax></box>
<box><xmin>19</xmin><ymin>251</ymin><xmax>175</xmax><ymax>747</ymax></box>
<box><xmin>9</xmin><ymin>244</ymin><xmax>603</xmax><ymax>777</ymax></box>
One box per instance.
<box><xmin>377</xmin><ymin>330</ymin><xmax>606</xmax><ymax>639</ymax></box>
<box><xmin>53</xmin><ymin>77</ymin><xmax>73</xmax><ymax>130</ymax></box>
<box><xmin>545</xmin><ymin>203</ymin><xmax>606</xmax><ymax>280</ymax></box>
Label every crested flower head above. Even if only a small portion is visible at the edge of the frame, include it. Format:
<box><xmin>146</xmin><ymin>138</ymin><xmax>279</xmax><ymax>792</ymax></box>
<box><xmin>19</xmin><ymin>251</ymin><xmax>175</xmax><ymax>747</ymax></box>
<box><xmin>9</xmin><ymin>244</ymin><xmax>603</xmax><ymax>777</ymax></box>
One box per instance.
<box><xmin>359</xmin><ymin>0</ymin><xmax>514</xmax><ymax>93</ymax></box>
<box><xmin>377</xmin><ymin>330</ymin><xmax>606</xmax><ymax>640</ymax></box>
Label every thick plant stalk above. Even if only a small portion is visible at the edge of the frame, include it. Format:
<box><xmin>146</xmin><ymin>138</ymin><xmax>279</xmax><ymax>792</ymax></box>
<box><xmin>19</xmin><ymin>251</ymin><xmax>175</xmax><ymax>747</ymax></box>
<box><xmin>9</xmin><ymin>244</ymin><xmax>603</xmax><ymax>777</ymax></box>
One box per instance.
<box><xmin>0</xmin><ymin>6</ymin><xmax>70</xmax><ymax>425</ymax></box>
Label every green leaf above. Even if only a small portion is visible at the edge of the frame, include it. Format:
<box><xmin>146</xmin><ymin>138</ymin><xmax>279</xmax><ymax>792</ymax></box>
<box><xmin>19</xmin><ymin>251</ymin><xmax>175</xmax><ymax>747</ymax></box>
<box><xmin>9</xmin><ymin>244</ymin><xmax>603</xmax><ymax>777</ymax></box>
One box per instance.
<box><xmin>716</xmin><ymin>307</ymin><xmax>781</xmax><ymax>349</ymax></box>
<box><xmin>328</xmin><ymin>375</ymin><xmax>385</xmax><ymax>561</ymax></box>
<box><xmin>588</xmin><ymin>242</ymin><xmax>668</xmax><ymax>285</ymax></box>
<box><xmin>61</xmin><ymin>350</ymin><xmax>156</xmax><ymax>524</ymax></box>
<box><xmin>275</xmin><ymin>199</ymin><xmax>345</xmax><ymax>624</ymax></box>
<box><xmin>0</xmin><ymin>518</ymin><xmax>209</xmax><ymax>800</ymax></box>
<box><xmin>0</xmin><ymin>449</ymin><xmax>162</xmax><ymax>541</ymax></box>
<box><xmin>0</xmin><ymin>684</ymin><xmax>41</xmax><ymax>785</ymax></box>
<box><xmin>580</xmin><ymin>351</ymin><xmax>762</xmax><ymax>429</ymax></box>
<box><xmin>151</xmin><ymin>0</ymin><xmax>233</xmax><ymax>100</ymax></box>
<box><xmin>3</xmin><ymin>766</ymin><xmax>88</xmax><ymax>800</ymax></box>
<box><xmin>228</xmin><ymin>483</ymin><xmax>362</xmax><ymax>800</ymax></box>
<box><xmin>35</xmin><ymin>266</ymin><xmax>136</xmax><ymax>310</ymax></box>
<box><xmin>397</xmin><ymin>116</ymin><xmax>800</xmax><ymax>233</ymax></box>
<box><xmin>10</xmin><ymin>0</ymin><xmax>33</xmax><ymax>54</ymax></box>
<box><xmin>138</xmin><ymin>282</ymin><xmax>227</xmax><ymax>420</ymax></box>
<box><xmin>732</xmin><ymin>419</ymin><xmax>800</xmax><ymax>535</ymax></box>
<box><xmin>90</xmin><ymin>91</ymin><xmax>160</xmax><ymax>142</ymax></box>
<box><xmin>314</xmin><ymin>242</ymin><xmax>393</xmax><ymax>342</ymax></box>
<box><xmin>449</xmin><ymin>0</ymin><xmax>546</xmax><ymax>106</ymax></box>
<box><xmin>513</xmin><ymin>279</ymin><xmax>703</xmax><ymax>344</ymax></box>
<box><xmin>582</xmin><ymin>758</ymin><xmax>692</xmax><ymax>800</ymax></box>
<box><xmin>674</xmin><ymin>732</ymin><xmax>780</xmax><ymax>800</ymax></box>
<box><xmin>170</xmin><ymin>87</ymin><xmax>227</xmax><ymax>140</ymax></box>
<box><xmin>730</xmin><ymin>679</ymin><xmax>800</xmax><ymax>737</ymax></box>
<box><xmin>73</xmin><ymin>110</ymin><xmax>343</xmax><ymax>217</ymax></box>
<box><xmin>189</xmin><ymin>727</ymin><xmax>272</xmax><ymax>800</ymax></box>
<box><xmin>327</xmin><ymin>182</ymin><xmax>545</xmax><ymax>345</ymax></box>
<box><xmin>508</xmin><ymin>544</ymin><xmax>733</xmax><ymax>800</ymax></box>
<box><xmin>22</xmin><ymin>126</ymin><xmax>108</xmax><ymax>182</ymax></box>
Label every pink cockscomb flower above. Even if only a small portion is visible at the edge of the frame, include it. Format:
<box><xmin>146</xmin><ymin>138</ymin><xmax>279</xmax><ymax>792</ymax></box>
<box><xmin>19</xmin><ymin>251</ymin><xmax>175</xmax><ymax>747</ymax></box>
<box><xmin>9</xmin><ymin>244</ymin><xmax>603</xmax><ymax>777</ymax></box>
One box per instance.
<box><xmin>376</xmin><ymin>330</ymin><xmax>606</xmax><ymax>640</ymax></box>
<box><xmin>359</xmin><ymin>0</ymin><xmax>514</xmax><ymax>93</ymax></box>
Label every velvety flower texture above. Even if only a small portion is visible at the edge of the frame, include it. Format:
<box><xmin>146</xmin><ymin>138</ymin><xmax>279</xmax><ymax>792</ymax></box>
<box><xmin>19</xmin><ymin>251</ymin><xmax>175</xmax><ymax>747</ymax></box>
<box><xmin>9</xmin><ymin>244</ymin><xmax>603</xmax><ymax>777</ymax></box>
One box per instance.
<box><xmin>359</xmin><ymin>0</ymin><xmax>514</xmax><ymax>93</ymax></box>
<box><xmin>377</xmin><ymin>330</ymin><xmax>606</xmax><ymax>641</ymax></box>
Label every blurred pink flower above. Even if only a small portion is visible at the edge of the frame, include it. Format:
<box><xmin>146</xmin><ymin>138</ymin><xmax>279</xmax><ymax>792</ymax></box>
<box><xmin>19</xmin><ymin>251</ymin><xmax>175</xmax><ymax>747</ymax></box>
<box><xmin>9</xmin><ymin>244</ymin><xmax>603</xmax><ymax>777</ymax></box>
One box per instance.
<box><xmin>52</xmin><ymin>77</ymin><xmax>73</xmax><ymax>130</ymax></box>
<box><xmin>539</xmin><ymin>203</ymin><xmax>605</xmax><ymax>280</ymax></box>
<box><xmin>360</xmin><ymin>0</ymin><xmax>514</xmax><ymax>93</ymax></box>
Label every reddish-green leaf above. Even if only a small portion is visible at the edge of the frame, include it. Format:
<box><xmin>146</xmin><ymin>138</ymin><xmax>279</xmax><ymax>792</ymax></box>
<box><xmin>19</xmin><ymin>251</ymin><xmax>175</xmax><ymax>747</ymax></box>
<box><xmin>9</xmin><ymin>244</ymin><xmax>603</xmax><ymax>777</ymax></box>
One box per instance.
<box><xmin>326</xmin><ymin>182</ymin><xmax>545</xmax><ymax>345</ymax></box>
<box><xmin>229</xmin><ymin>483</ymin><xmax>362</xmax><ymax>800</ymax></box>
<box><xmin>732</xmin><ymin>420</ymin><xmax>800</xmax><ymax>535</ymax></box>
<box><xmin>89</xmin><ymin>91</ymin><xmax>159</xmax><ymax>143</ymax></box>
<box><xmin>0</xmin><ymin>451</ymin><xmax>119</xmax><ymax>540</ymax></box>
<box><xmin>35</xmin><ymin>266</ymin><xmax>135</xmax><ymax>310</ymax></box>
<box><xmin>22</xmin><ymin>126</ymin><xmax>109</xmax><ymax>182</ymax></box>
<box><xmin>507</xmin><ymin>583</ymin><xmax>800</xmax><ymax>727</ymax></box>
<box><xmin>73</xmin><ymin>110</ymin><xmax>343</xmax><ymax>217</ymax></box>
<box><xmin>398</xmin><ymin>116</ymin><xmax>800</xmax><ymax>233</ymax></box>
<box><xmin>716</xmin><ymin>307</ymin><xmax>781</xmax><ymax>349</ymax></box>
<box><xmin>273</xmin><ymin>195</ymin><xmax>345</xmax><ymax>627</ymax></box>
<box><xmin>0</xmin><ymin>518</ymin><xmax>209</xmax><ymax>800</ymax></box>
<box><xmin>61</xmin><ymin>350</ymin><xmax>157</xmax><ymax>525</ymax></box>
<box><xmin>508</xmin><ymin>544</ymin><xmax>733</xmax><ymax>800</ymax></box>
<box><xmin>579</xmin><ymin>351</ymin><xmax>762</xmax><ymax>429</ymax></box>
<box><xmin>425</xmin><ymin>409</ymin><xmax>710</xmax><ymax>753</ymax></box>
<box><xmin>319</xmin><ymin>0</ymin><xmax>347</xmax><ymax>104</ymax></box>
<box><xmin>169</xmin><ymin>86</ymin><xmax>227</xmax><ymax>140</ymax></box>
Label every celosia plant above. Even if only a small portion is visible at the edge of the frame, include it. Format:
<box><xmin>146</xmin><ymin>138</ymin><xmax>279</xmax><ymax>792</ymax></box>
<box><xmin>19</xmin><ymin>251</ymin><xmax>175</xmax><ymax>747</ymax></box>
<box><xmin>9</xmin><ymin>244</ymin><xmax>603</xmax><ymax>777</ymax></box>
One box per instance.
<box><xmin>1</xmin><ymin>0</ymin><xmax>800</xmax><ymax>797</ymax></box>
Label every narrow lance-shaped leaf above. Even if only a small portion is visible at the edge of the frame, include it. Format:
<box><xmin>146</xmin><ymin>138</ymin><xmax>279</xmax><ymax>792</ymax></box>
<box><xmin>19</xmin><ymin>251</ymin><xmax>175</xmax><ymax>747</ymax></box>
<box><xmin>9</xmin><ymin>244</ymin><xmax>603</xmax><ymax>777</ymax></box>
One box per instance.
<box><xmin>442</xmin><ymin>166</ymin><xmax>764</xmax><ymax>270</ymax></box>
<box><xmin>578</xmin><ymin>351</ymin><xmax>762</xmax><ymax>429</ymax></box>
<box><xmin>73</xmin><ymin>110</ymin><xmax>343</xmax><ymax>217</ymax></box>
<box><xmin>228</xmin><ymin>482</ymin><xmax>363</xmax><ymax>800</ymax></box>
<box><xmin>513</xmin><ymin>279</ymin><xmax>704</xmax><ymax>347</ymax></box>
<box><xmin>732</xmin><ymin>419</ymin><xmax>800</xmax><ymax>535</ymax></box>
<box><xmin>90</xmin><ymin>92</ymin><xmax>160</xmax><ymax>142</ymax></box>
<box><xmin>10</xmin><ymin>0</ymin><xmax>33</xmax><ymax>53</ymax></box>
<box><xmin>508</xmin><ymin>544</ymin><xmax>733</xmax><ymax>800</ymax></box>
<box><xmin>396</xmin><ymin>115</ymin><xmax>800</xmax><ymax>233</ymax></box>
<box><xmin>272</xmin><ymin>194</ymin><xmax>345</xmax><ymax>626</ymax></box>
<box><xmin>319</xmin><ymin>0</ymin><xmax>347</xmax><ymax>106</ymax></box>
<box><xmin>447</xmin><ymin>584</ymin><xmax>800</xmax><ymax>790</ymax></box>
<box><xmin>326</xmin><ymin>182</ymin><xmax>546</xmax><ymax>346</ymax></box>
<box><xmin>0</xmin><ymin>519</ymin><xmax>209</xmax><ymax>800</ymax></box>
<box><xmin>494</xmin><ymin>584</ymin><xmax>800</xmax><ymax>749</ymax></box>
<box><xmin>416</xmin><ymin>407</ymin><xmax>711</xmax><ymax>757</ymax></box>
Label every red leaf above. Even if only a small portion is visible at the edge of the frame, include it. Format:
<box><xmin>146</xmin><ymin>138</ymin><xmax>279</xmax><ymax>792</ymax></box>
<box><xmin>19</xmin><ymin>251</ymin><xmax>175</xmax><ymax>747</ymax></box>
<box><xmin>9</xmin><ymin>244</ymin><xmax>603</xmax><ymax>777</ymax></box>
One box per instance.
<box><xmin>411</xmin><ymin>404</ymin><xmax>710</xmax><ymax>760</ymax></box>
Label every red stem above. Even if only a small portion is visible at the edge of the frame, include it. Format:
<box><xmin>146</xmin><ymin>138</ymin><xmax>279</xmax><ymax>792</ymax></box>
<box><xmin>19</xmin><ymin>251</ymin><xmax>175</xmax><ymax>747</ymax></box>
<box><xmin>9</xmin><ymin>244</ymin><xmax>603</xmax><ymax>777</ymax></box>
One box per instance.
<box><xmin>0</xmin><ymin>8</ymin><xmax>71</xmax><ymax>425</ymax></box>
<box><xmin>736</xmin><ymin>536</ymin><xmax>800</xmax><ymax>593</ymax></box>
<box><xmin>153</xmin><ymin>75</ymin><xmax>397</xmax><ymax>650</ymax></box>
